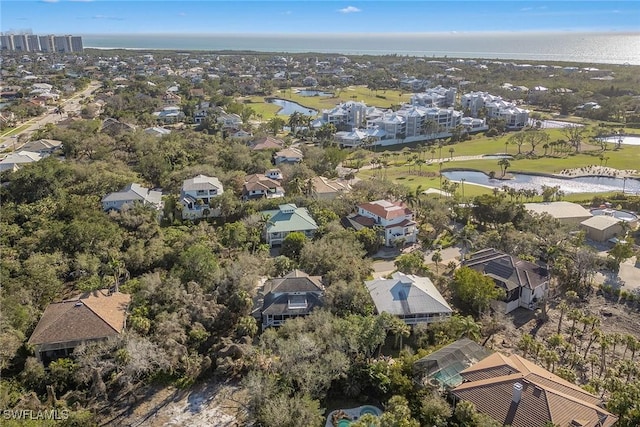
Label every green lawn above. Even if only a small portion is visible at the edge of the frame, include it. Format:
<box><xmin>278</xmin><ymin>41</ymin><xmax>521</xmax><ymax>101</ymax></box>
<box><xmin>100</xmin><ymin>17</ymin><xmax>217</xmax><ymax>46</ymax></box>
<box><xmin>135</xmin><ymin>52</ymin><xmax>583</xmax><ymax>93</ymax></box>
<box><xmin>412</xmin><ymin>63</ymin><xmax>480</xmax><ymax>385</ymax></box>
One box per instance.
<box><xmin>0</xmin><ymin>122</ymin><xmax>33</xmax><ymax>138</ymax></box>
<box><xmin>243</xmin><ymin>85</ymin><xmax>412</xmax><ymax>120</ymax></box>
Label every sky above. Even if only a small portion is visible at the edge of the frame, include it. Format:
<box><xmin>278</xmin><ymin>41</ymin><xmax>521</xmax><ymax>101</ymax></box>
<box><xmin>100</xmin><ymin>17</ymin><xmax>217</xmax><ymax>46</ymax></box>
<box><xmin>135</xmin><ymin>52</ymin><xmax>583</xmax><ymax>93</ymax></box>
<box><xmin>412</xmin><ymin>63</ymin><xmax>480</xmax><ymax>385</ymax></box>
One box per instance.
<box><xmin>1</xmin><ymin>1</ymin><xmax>639</xmax><ymax>35</ymax></box>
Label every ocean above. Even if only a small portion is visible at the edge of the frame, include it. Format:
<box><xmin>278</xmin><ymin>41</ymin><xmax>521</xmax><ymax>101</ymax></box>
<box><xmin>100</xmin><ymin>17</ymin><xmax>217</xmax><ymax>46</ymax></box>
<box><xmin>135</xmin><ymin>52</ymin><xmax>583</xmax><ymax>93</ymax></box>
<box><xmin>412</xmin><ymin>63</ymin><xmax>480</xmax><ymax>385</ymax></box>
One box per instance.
<box><xmin>82</xmin><ymin>32</ymin><xmax>640</xmax><ymax>65</ymax></box>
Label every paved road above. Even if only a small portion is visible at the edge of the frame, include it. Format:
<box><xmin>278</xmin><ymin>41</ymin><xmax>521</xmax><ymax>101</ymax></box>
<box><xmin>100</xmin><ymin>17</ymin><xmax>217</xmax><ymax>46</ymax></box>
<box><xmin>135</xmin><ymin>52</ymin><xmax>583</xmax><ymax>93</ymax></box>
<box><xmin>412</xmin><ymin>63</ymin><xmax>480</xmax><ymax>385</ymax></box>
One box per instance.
<box><xmin>0</xmin><ymin>81</ymin><xmax>101</xmax><ymax>148</ymax></box>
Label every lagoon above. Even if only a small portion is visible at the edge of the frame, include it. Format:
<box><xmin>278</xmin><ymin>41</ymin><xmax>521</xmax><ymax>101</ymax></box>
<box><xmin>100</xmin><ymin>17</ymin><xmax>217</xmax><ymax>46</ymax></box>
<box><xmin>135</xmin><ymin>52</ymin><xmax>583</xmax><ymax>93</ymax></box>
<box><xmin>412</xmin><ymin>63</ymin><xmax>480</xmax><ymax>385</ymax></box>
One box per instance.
<box><xmin>296</xmin><ymin>90</ymin><xmax>333</xmax><ymax>97</ymax></box>
<box><xmin>601</xmin><ymin>135</ymin><xmax>640</xmax><ymax>146</ymax></box>
<box><xmin>267</xmin><ymin>98</ymin><xmax>317</xmax><ymax>116</ymax></box>
<box><xmin>442</xmin><ymin>170</ymin><xmax>640</xmax><ymax>194</ymax></box>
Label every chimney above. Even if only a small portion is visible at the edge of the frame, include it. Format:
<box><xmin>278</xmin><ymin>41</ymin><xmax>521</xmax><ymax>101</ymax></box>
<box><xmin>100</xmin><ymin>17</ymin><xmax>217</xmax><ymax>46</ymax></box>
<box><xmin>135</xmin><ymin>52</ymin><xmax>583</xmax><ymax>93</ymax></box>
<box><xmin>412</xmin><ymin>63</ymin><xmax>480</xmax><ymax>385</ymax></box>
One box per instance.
<box><xmin>513</xmin><ymin>382</ymin><xmax>523</xmax><ymax>404</ymax></box>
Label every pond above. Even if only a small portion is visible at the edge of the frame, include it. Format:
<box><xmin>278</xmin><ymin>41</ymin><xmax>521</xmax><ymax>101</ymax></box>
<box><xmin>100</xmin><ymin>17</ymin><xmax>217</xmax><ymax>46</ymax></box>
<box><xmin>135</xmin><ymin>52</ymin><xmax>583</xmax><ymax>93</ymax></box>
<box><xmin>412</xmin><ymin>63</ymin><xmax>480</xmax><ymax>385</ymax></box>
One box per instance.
<box><xmin>442</xmin><ymin>170</ymin><xmax>640</xmax><ymax>194</ymax></box>
<box><xmin>527</xmin><ymin>119</ymin><xmax>584</xmax><ymax>129</ymax></box>
<box><xmin>267</xmin><ymin>98</ymin><xmax>317</xmax><ymax>116</ymax></box>
<box><xmin>600</xmin><ymin>135</ymin><xmax>640</xmax><ymax>146</ymax></box>
<box><xmin>296</xmin><ymin>89</ymin><xmax>333</xmax><ymax>97</ymax></box>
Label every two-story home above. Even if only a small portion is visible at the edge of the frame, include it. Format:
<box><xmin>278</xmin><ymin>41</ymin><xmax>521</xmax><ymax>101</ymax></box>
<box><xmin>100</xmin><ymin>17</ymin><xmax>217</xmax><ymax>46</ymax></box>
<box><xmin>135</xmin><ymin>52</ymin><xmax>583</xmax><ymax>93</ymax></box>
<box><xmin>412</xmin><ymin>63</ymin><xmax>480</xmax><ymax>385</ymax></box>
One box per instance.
<box><xmin>311</xmin><ymin>176</ymin><xmax>352</xmax><ymax>200</ymax></box>
<box><xmin>273</xmin><ymin>147</ymin><xmax>304</xmax><ymax>165</ymax></box>
<box><xmin>242</xmin><ymin>174</ymin><xmax>285</xmax><ymax>201</ymax></box>
<box><xmin>259</xmin><ymin>270</ymin><xmax>324</xmax><ymax>330</ymax></box>
<box><xmin>180</xmin><ymin>174</ymin><xmax>224</xmax><ymax>219</ymax></box>
<box><xmin>463</xmin><ymin>248</ymin><xmax>549</xmax><ymax>314</ymax></box>
<box><xmin>343</xmin><ymin>200</ymin><xmax>417</xmax><ymax>247</ymax></box>
<box><xmin>101</xmin><ymin>183</ymin><xmax>163</xmax><ymax>212</ymax></box>
<box><xmin>260</xmin><ymin>204</ymin><xmax>319</xmax><ymax>247</ymax></box>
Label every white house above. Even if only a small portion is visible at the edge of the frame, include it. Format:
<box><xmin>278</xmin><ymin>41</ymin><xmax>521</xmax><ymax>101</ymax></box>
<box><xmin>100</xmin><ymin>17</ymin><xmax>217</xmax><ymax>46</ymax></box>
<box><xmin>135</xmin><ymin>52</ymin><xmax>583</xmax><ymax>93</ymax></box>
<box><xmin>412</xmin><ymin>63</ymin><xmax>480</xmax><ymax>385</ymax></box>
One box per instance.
<box><xmin>180</xmin><ymin>175</ymin><xmax>224</xmax><ymax>219</ymax></box>
<box><xmin>463</xmin><ymin>248</ymin><xmax>550</xmax><ymax>314</ymax></box>
<box><xmin>101</xmin><ymin>183</ymin><xmax>163</xmax><ymax>212</ymax></box>
<box><xmin>365</xmin><ymin>272</ymin><xmax>452</xmax><ymax>325</ymax></box>
<box><xmin>346</xmin><ymin>200</ymin><xmax>418</xmax><ymax>247</ymax></box>
<box><xmin>153</xmin><ymin>106</ymin><xmax>185</xmax><ymax>123</ymax></box>
<box><xmin>460</xmin><ymin>91</ymin><xmax>529</xmax><ymax>129</ymax></box>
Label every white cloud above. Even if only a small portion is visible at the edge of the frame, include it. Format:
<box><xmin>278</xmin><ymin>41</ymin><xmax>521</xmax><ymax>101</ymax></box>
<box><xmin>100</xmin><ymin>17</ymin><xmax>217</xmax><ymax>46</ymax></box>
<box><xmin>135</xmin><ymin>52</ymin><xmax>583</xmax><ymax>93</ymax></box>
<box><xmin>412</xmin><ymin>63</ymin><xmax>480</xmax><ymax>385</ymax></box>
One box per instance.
<box><xmin>282</xmin><ymin>10</ymin><xmax>292</xmax><ymax>15</ymax></box>
<box><xmin>338</xmin><ymin>6</ymin><xmax>362</xmax><ymax>14</ymax></box>
<box><xmin>41</xmin><ymin>0</ymin><xmax>59</xmax><ymax>3</ymax></box>
<box><xmin>520</xmin><ymin>7</ymin><xmax>533</xmax><ymax>12</ymax></box>
<box><xmin>69</xmin><ymin>0</ymin><xmax>95</xmax><ymax>2</ymax></box>
<box><xmin>178</xmin><ymin>12</ymin><xmax>187</xmax><ymax>16</ymax></box>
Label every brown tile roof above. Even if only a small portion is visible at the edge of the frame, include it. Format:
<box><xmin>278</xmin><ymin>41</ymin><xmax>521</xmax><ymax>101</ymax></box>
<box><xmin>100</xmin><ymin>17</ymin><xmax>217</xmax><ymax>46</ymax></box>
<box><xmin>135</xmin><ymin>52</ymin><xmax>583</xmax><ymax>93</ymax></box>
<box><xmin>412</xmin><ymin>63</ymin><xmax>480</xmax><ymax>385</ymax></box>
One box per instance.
<box><xmin>243</xmin><ymin>174</ymin><xmax>283</xmax><ymax>192</ymax></box>
<box><xmin>452</xmin><ymin>353</ymin><xmax>617</xmax><ymax>427</ymax></box>
<box><xmin>28</xmin><ymin>291</ymin><xmax>131</xmax><ymax>346</ymax></box>
<box><xmin>359</xmin><ymin>200</ymin><xmax>413</xmax><ymax>221</ymax></box>
<box><xmin>250</xmin><ymin>136</ymin><xmax>284</xmax><ymax>151</ymax></box>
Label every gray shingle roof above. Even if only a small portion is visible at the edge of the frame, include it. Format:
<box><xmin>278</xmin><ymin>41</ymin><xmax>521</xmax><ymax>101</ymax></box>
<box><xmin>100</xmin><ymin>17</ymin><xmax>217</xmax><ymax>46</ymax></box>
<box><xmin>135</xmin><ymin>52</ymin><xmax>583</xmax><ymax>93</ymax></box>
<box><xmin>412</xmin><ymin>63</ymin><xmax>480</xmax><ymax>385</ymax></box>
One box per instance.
<box><xmin>463</xmin><ymin>248</ymin><xmax>549</xmax><ymax>290</ymax></box>
<box><xmin>181</xmin><ymin>174</ymin><xmax>223</xmax><ymax>192</ymax></box>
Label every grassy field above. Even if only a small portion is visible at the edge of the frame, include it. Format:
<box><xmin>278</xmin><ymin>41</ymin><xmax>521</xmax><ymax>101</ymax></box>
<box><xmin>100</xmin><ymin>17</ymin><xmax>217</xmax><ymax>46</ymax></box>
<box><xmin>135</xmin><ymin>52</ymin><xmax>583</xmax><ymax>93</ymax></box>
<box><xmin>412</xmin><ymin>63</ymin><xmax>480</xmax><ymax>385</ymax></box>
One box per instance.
<box><xmin>0</xmin><ymin>122</ymin><xmax>33</xmax><ymax>138</ymax></box>
<box><xmin>243</xmin><ymin>85</ymin><xmax>413</xmax><ymax>119</ymax></box>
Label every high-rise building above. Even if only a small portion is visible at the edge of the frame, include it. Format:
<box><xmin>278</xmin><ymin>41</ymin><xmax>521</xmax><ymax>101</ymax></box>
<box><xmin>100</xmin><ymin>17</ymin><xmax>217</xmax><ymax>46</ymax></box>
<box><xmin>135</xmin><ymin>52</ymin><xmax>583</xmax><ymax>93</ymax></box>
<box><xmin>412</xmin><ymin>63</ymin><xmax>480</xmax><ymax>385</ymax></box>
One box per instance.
<box><xmin>39</xmin><ymin>35</ymin><xmax>54</xmax><ymax>52</ymax></box>
<box><xmin>1</xmin><ymin>33</ymin><xmax>82</xmax><ymax>53</ymax></box>
<box><xmin>12</xmin><ymin>34</ymin><xmax>28</xmax><ymax>51</ymax></box>
<box><xmin>70</xmin><ymin>36</ymin><xmax>83</xmax><ymax>52</ymax></box>
<box><xmin>27</xmin><ymin>35</ymin><xmax>40</xmax><ymax>52</ymax></box>
<box><xmin>0</xmin><ymin>34</ymin><xmax>15</xmax><ymax>51</ymax></box>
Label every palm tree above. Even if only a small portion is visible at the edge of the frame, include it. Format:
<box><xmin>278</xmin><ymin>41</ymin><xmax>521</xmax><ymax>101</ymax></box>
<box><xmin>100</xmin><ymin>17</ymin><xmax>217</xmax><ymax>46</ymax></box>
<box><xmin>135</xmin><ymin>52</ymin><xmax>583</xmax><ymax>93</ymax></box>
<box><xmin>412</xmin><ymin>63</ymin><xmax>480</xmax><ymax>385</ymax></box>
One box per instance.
<box><xmin>557</xmin><ymin>300</ymin><xmax>569</xmax><ymax>334</ymax></box>
<box><xmin>453</xmin><ymin>315</ymin><xmax>481</xmax><ymax>341</ymax></box>
<box><xmin>431</xmin><ymin>250</ymin><xmax>442</xmax><ymax>274</ymax></box>
<box><xmin>498</xmin><ymin>158</ymin><xmax>511</xmax><ymax>177</ymax></box>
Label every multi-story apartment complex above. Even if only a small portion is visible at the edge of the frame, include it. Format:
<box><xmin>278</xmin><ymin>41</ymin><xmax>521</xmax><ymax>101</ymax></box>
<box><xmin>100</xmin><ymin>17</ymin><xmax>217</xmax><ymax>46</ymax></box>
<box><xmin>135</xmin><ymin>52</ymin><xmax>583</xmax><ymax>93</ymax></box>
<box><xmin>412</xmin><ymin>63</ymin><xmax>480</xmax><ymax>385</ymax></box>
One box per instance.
<box><xmin>410</xmin><ymin>86</ymin><xmax>457</xmax><ymax>108</ymax></box>
<box><xmin>0</xmin><ymin>33</ymin><xmax>83</xmax><ymax>53</ymax></box>
<box><xmin>460</xmin><ymin>91</ymin><xmax>529</xmax><ymax>129</ymax></box>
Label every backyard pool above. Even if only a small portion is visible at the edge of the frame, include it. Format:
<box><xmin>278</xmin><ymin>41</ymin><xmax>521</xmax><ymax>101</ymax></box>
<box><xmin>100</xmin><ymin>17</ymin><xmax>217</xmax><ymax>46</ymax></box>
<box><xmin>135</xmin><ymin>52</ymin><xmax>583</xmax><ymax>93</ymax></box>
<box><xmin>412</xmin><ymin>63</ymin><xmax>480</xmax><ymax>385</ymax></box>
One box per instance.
<box><xmin>325</xmin><ymin>405</ymin><xmax>383</xmax><ymax>427</ymax></box>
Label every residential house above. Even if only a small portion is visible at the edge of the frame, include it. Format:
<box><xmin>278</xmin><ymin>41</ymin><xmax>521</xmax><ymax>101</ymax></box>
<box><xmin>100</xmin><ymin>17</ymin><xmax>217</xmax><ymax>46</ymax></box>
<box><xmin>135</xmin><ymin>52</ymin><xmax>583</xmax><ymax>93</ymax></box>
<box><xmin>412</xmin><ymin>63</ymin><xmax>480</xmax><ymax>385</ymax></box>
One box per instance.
<box><xmin>463</xmin><ymin>248</ymin><xmax>549</xmax><ymax>314</ymax></box>
<box><xmin>101</xmin><ymin>118</ymin><xmax>136</xmax><ymax>136</ymax></box>
<box><xmin>162</xmin><ymin>91</ymin><xmax>181</xmax><ymax>106</ymax></box>
<box><xmin>0</xmin><ymin>150</ymin><xmax>44</xmax><ymax>172</ymax></box>
<box><xmin>242</xmin><ymin>174</ymin><xmax>285</xmax><ymax>201</ymax></box>
<box><xmin>193</xmin><ymin>101</ymin><xmax>213</xmax><ymax>124</ymax></box>
<box><xmin>217</xmin><ymin>112</ymin><xmax>242</xmax><ymax>129</ymax></box>
<box><xmin>260</xmin><ymin>204</ymin><xmax>319</xmax><ymax>247</ymax></box>
<box><xmin>27</xmin><ymin>290</ymin><xmax>131</xmax><ymax>364</ymax></box>
<box><xmin>265</xmin><ymin>168</ymin><xmax>283</xmax><ymax>180</ymax></box>
<box><xmin>250</xmin><ymin>136</ymin><xmax>284</xmax><ymax>151</ymax></box>
<box><xmin>144</xmin><ymin>126</ymin><xmax>171</xmax><ymax>137</ymax></box>
<box><xmin>365</xmin><ymin>272</ymin><xmax>452</xmax><ymax>325</ymax></box>
<box><xmin>101</xmin><ymin>183</ymin><xmax>163</xmax><ymax>212</ymax></box>
<box><xmin>259</xmin><ymin>270</ymin><xmax>324</xmax><ymax>330</ymax></box>
<box><xmin>343</xmin><ymin>200</ymin><xmax>417</xmax><ymax>247</ymax></box>
<box><xmin>19</xmin><ymin>139</ymin><xmax>62</xmax><ymax>156</ymax></box>
<box><xmin>180</xmin><ymin>174</ymin><xmax>224</xmax><ymax>219</ymax></box>
<box><xmin>273</xmin><ymin>147</ymin><xmax>304</xmax><ymax>165</ymax></box>
<box><xmin>153</xmin><ymin>106</ymin><xmax>185</xmax><ymax>123</ymax></box>
<box><xmin>451</xmin><ymin>352</ymin><xmax>618</xmax><ymax>427</ymax></box>
<box><xmin>311</xmin><ymin>176</ymin><xmax>352</xmax><ymax>200</ymax></box>
<box><xmin>580</xmin><ymin>216</ymin><xmax>625</xmax><ymax>242</ymax></box>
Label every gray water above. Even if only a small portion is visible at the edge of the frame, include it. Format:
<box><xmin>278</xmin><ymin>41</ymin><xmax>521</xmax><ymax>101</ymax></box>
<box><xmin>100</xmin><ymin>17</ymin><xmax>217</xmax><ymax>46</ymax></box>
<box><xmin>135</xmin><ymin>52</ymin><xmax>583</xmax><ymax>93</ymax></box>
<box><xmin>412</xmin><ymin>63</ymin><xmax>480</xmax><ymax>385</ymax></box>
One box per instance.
<box><xmin>443</xmin><ymin>170</ymin><xmax>640</xmax><ymax>194</ymax></box>
<box><xmin>83</xmin><ymin>32</ymin><xmax>640</xmax><ymax>65</ymax></box>
<box><xmin>267</xmin><ymin>99</ymin><xmax>317</xmax><ymax>116</ymax></box>
<box><xmin>602</xmin><ymin>136</ymin><xmax>640</xmax><ymax>146</ymax></box>
<box><xmin>296</xmin><ymin>90</ymin><xmax>333</xmax><ymax>97</ymax></box>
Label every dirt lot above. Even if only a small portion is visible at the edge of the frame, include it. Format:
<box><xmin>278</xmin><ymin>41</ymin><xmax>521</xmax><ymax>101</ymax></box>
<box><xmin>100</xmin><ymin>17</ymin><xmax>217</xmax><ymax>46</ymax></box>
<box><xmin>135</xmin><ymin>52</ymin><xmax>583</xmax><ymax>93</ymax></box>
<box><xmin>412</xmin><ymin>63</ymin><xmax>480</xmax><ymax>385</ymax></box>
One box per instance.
<box><xmin>101</xmin><ymin>382</ymin><xmax>248</xmax><ymax>427</ymax></box>
<box><xmin>490</xmin><ymin>292</ymin><xmax>640</xmax><ymax>357</ymax></box>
